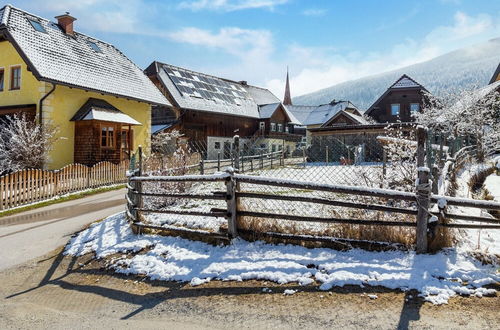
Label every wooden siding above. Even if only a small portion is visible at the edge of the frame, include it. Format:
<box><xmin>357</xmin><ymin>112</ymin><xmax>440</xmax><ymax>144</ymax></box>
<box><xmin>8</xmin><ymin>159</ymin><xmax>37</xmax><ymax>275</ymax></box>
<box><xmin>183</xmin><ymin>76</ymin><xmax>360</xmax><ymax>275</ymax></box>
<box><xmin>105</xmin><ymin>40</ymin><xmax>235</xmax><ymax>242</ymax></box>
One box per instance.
<box><xmin>368</xmin><ymin>88</ymin><xmax>425</xmax><ymax>123</ymax></box>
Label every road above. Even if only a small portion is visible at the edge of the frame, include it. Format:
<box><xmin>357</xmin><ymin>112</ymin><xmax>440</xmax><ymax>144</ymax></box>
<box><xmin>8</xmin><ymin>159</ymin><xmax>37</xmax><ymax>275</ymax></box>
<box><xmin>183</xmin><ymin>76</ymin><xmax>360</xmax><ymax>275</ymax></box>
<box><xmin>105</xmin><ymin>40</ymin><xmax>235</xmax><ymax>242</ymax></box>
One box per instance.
<box><xmin>0</xmin><ymin>189</ymin><xmax>126</xmax><ymax>271</ymax></box>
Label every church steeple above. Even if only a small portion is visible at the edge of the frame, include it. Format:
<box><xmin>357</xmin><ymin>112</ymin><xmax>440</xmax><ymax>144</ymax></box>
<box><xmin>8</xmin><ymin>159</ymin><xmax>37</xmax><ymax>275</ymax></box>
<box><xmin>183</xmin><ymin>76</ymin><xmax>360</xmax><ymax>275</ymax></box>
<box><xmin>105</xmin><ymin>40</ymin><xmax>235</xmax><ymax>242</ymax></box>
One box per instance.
<box><xmin>283</xmin><ymin>67</ymin><xmax>292</xmax><ymax>105</ymax></box>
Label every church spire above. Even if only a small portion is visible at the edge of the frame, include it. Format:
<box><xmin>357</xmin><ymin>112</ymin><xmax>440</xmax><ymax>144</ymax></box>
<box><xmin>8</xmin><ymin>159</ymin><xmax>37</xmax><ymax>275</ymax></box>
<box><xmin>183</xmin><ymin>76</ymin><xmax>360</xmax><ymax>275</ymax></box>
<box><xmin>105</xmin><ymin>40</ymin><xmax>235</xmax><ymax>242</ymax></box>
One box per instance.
<box><xmin>283</xmin><ymin>66</ymin><xmax>292</xmax><ymax>105</ymax></box>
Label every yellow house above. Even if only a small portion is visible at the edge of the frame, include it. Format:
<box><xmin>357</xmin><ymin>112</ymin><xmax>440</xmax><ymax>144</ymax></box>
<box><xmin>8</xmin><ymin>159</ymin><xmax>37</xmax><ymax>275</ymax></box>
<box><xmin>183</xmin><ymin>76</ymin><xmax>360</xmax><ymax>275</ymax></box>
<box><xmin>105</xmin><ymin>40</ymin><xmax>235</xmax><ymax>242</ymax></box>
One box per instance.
<box><xmin>0</xmin><ymin>5</ymin><xmax>170</xmax><ymax>169</ymax></box>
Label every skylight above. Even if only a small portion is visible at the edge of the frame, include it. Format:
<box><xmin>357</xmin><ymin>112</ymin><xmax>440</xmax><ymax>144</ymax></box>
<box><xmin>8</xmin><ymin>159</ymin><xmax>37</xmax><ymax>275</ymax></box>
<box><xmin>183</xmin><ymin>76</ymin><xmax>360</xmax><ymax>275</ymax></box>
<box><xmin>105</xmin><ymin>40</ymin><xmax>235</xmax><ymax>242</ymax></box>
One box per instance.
<box><xmin>28</xmin><ymin>19</ymin><xmax>47</xmax><ymax>33</ymax></box>
<box><xmin>88</xmin><ymin>41</ymin><xmax>102</xmax><ymax>53</ymax></box>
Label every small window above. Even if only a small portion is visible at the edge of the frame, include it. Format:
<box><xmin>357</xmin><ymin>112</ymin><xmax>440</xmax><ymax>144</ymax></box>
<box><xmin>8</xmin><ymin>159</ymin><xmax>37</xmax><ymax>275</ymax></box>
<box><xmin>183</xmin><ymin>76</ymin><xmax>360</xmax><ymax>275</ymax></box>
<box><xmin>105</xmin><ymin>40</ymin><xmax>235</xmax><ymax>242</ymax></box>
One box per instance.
<box><xmin>10</xmin><ymin>66</ymin><xmax>21</xmax><ymax>90</ymax></box>
<box><xmin>285</xmin><ymin>126</ymin><xmax>289</xmax><ymax>133</ymax></box>
<box><xmin>277</xmin><ymin>123</ymin><xmax>283</xmax><ymax>132</ymax></box>
<box><xmin>28</xmin><ymin>19</ymin><xmax>47</xmax><ymax>33</ymax></box>
<box><xmin>259</xmin><ymin>121</ymin><xmax>265</xmax><ymax>130</ymax></box>
<box><xmin>260</xmin><ymin>143</ymin><xmax>266</xmax><ymax>149</ymax></box>
<box><xmin>214</xmin><ymin>142</ymin><xmax>221</xmax><ymax>149</ymax></box>
<box><xmin>0</xmin><ymin>69</ymin><xmax>4</xmax><ymax>91</ymax></box>
<box><xmin>410</xmin><ymin>103</ymin><xmax>420</xmax><ymax>112</ymax></box>
<box><xmin>88</xmin><ymin>40</ymin><xmax>102</xmax><ymax>53</ymax></box>
<box><xmin>272</xmin><ymin>144</ymin><xmax>276</xmax><ymax>152</ymax></box>
<box><xmin>391</xmin><ymin>104</ymin><xmax>400</xmax><ymax>116</ymax></box>
<box><xmin>270</xmin><ymin>123</ymin><xmax>276</xmax><ymax>132</ymax></box>
<box><xmin>101</xmin><ymin>126</ymin><xmax>115</xmax><ymax>148</ymax></box>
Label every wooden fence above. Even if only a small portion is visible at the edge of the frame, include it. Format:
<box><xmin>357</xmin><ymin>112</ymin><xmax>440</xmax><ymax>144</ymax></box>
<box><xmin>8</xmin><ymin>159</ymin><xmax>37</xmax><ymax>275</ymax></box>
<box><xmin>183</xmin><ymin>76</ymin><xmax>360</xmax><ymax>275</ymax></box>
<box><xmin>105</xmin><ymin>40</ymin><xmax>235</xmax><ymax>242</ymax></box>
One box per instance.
<box><xmin>126</xmin><ymin>128</ymin><xmax>500</xmax><ymax>253</ymax></box>
<box><xmin>0</xmin><ymin>160</ymin><xmax>129</xmax><ymax>210</ymax></box>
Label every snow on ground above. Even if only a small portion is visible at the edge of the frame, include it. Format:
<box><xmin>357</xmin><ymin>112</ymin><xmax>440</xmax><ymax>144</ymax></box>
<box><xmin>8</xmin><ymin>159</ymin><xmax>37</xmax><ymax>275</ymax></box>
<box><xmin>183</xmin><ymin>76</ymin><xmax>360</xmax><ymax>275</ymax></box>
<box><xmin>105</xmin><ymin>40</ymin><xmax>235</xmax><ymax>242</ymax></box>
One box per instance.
<box><xmin>453</xmin><ymin>162</ymin><xmax>500</xmax><ymax>254</ymax></box>
<box><xmin>484</xmin><ymin>174</ymin><xmax>500</xmax><ymax>202</ymax></box>
<box><xmin>65</xmin><ymin>213</ymin><xmax>499</xmax><ymax>305</ymax></box>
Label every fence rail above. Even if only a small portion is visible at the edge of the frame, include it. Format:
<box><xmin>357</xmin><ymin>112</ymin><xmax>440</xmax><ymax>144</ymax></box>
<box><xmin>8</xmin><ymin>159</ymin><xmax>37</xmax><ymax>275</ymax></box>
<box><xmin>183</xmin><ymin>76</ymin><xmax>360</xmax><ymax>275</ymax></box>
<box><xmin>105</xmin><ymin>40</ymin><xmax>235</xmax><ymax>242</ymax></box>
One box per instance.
<box><xmin>0</xmin><ymin>160</ymin><xmax>129</xmax><ymax>210</ymax></box>
<box><xmin>126</xmin><ymin>130</ymin><xmax>500</xmax><ymax>253</ymax></box>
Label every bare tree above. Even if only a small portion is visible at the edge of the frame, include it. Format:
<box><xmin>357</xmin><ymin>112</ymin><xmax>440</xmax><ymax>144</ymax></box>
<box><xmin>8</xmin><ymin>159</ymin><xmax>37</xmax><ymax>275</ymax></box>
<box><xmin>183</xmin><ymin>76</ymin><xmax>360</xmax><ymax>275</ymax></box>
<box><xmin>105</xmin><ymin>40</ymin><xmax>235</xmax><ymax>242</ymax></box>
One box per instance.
<box><xmin>416</xmin><ymin>84</ymin><xmax>500</xmax><ymax>161</ymax></box>
<box><xmin>0</xmin><ymin>113</ymin><xmax>59</xmax><ymax>172</ymax></box>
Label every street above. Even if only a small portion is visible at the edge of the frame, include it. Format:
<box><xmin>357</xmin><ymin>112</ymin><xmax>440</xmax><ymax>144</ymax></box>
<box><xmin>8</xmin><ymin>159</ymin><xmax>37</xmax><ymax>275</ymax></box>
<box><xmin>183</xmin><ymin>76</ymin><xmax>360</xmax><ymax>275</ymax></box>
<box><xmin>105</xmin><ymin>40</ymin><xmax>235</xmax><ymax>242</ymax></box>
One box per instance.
<box><xmin>0</xmin><ymin>189</ymin><xmax>126</xmax><ymax>271</ymax></box>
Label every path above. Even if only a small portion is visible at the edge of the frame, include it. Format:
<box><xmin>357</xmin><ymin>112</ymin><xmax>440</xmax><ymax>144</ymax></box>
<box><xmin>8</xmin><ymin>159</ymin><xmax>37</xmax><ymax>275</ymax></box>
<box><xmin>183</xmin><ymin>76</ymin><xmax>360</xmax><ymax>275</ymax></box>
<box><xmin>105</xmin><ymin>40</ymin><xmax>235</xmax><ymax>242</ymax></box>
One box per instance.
<box><xmin>0</xmin><ymin>189</ymin><xmax>126</xmax><ymax>271</ymax></box>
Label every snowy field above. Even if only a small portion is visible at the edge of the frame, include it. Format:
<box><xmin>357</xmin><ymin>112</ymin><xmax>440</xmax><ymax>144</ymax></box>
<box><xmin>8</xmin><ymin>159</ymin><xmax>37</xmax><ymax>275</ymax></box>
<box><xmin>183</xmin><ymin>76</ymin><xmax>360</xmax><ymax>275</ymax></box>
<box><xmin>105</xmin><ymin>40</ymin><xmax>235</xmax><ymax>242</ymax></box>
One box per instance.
<box><xmin>452</xmin><ymin>160</ymin><xmax>500</xmax><ymax>255</ymax></box>
<box><xmin>65</xmin><ymin>213</ymin><xmax>499</xmax><ymax>305</ymax></box>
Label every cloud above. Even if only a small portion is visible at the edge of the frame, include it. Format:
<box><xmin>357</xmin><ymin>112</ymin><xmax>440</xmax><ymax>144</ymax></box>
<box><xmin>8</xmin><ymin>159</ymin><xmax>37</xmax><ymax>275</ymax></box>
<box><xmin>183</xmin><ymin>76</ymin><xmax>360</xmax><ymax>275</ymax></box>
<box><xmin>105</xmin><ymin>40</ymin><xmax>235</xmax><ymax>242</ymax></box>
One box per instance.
<box><xmin>302</xmin><ymin>8</ymin><xmax>327</xmax><ymax>17</ymax></box>
<box><xmin>265</xmin><ymin>11</ymin><xmax>500</xmax><ymax>98</ymax></box>
<box><xmin>178</xmin><ymin>0</ymin><xmax>289</xmax><ymax>12</ymax></box>
<box><xmin>167</xmin><ymin>26</ymin><xmax>274</xmax><ymax>59</ymax></box>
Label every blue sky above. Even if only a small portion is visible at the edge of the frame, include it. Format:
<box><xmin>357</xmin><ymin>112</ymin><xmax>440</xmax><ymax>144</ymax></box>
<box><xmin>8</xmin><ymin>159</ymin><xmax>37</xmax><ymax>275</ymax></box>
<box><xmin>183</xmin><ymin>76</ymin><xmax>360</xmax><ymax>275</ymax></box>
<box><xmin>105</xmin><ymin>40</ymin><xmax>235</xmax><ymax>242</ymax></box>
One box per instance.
<box><xmin>7</xmin><ymin>0</ymin><xmax>500</xmax><ymax>98</ymax></box>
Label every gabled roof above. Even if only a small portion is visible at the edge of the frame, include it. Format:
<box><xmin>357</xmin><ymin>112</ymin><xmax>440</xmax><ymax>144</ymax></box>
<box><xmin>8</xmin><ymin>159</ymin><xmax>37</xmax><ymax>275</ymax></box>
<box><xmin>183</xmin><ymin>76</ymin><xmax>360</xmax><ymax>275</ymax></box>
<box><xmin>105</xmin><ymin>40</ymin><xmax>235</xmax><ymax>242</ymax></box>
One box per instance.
<box><xmin>146</xmin><ymin>61</ymin><xmax>289</xmax><ymax>121</ymax></box>
<box><xmin>365</xmin><ymin>74</ymin><xmax>427</xmax><ymax>116</ymax></box>
<box><xmin>0</xmin><ymin>5</ymin><xmax>169</xmax><ymax>106</ymax></box>
<box><xmin>70</xmin><ymin>98</ymin><xmax>140</xmax><ymax>125</ymax></box>
<box><xmin>259</xmin><ymin>103</ymin><xmax>300</xmax><ymax>125</ymax></box>
<box><xmin>321</xmin><ymin>109</ymin><xmax>368</xmax><ymax>127</ymax></box>
<box><xmin>287</xmin><ymin>100</ymin><xmax>360</xmax><ymax>126</ymax></box>
<box><xmin>489</xmin><ymin>62</ymin><xmax>500</xmax><ymax>84</ymax></box>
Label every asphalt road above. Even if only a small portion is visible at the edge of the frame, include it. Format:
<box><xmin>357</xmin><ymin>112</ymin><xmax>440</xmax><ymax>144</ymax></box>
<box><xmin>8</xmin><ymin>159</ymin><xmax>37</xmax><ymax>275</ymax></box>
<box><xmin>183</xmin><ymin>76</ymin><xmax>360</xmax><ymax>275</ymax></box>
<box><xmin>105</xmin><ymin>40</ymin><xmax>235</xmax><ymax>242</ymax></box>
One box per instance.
<box><xmin>0</xmin><ymin>189</ymin><xmax>126</xmax><ymax>271</ymax></box>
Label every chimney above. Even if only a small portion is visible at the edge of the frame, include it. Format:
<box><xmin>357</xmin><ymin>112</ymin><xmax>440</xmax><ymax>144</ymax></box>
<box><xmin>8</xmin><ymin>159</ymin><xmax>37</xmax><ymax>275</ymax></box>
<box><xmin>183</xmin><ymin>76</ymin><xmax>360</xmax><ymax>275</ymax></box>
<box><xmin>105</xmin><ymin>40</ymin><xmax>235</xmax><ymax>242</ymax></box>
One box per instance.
<box><xmin>55</xmin><ymin>12</ymin><xmax>77</xmax><ymax>36</ymax></box>
<box><xmin>239</xmin><ymin>80</ymin><xmax>248</xmax><ymax>85</ymax></box>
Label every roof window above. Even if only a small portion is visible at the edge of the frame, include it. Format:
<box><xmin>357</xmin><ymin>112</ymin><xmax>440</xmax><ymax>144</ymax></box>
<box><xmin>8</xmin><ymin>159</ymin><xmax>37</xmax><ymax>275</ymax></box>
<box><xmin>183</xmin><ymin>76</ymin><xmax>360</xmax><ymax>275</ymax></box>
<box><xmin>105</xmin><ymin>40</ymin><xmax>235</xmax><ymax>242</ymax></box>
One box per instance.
<box><xmin>88</xmin><ymin>41</ymin><xmax>102</xmax><ymax>53</ymax></box>
<box><xmin>28</xmin><ymin>19</ymin><xmax>47</xmax><ymax>33</ymax></box>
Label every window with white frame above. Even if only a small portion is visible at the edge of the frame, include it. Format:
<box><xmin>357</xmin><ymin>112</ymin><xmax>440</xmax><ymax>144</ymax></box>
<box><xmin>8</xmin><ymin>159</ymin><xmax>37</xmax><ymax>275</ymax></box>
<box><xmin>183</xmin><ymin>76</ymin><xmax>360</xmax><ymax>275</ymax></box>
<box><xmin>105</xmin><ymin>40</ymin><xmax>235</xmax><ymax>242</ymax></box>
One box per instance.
<box><xmin>214</xmin><ymin>142</ymin><xmax>221</xmax><ymax>149</ymax></box>
<box><xmin>10</xmin><ymin>66</ymin><xmax>21</xmax><ymax>90</ymax></box>
<box><xmin>259</xmin><ymin>121</ymin><xmax>265</xmax><ymax>130</ymax></box>
<box><xmin>270</xmin><ymin>123</ymin><xmax>276</xmax><ymax>131</ymax></box>
<box><xmin>410</xmin><ymin>103</ymin><xmax>420</xmax><ymax>113</ymax></box>
<box><xmin>285</xmin><ymin>125</ymin><xmax>289</xmax><ymax>133</ymax></box>
<box><xmin>391</xmin><ymin>104</ymin><xmax>400</xmax><ymax>116</ymax></box>
<box><xmin>277</xmin><ymin>123</ymin><xmax>283</xmax><ymax>132</ymax></box>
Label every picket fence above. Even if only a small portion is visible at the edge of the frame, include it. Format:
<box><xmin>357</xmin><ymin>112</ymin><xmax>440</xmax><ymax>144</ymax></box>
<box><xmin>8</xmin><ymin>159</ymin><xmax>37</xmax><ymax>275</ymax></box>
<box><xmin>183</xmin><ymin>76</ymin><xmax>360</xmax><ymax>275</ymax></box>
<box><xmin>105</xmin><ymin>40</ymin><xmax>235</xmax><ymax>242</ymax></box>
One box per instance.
<box><xmin>0</xmin><ymin>160</ymin><xmax>129</xmax><ymax>210</ymax></box>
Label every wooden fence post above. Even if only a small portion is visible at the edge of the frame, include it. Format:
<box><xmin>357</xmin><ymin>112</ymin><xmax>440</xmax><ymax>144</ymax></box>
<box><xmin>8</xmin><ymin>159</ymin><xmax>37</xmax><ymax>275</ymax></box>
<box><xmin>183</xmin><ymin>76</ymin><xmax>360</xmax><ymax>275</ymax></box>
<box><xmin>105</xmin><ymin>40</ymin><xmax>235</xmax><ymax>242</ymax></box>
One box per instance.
<box><xmin>416</xmin><ymin>127</ymin><xmax>430</xmax><ymax>254</ymax></box>
<box><xmin>137</xmin><ymin>146</ymin><xmax>144</xmax><ymax>212</ymax></box>
<box><xmin>199</xmin><ymin>159</ymin><xmax>204</xmax><ymax>175</ymax></box>
<box><xmin>225</xmin><ymin>167</ymin><xmax>238</xmax><ymax>238</ymax></box>
<box><xmin>217</xmin><ymin>152</ymin><xmax>221</xmax><ymax>172</ymax></box>
<box><xmin>303</xmin><ymin>147</ymin><xmax>306</xmax><ymax>168</ymax></box>
<box><xmin>260</xmin><ymin>150</ymin><xmax>264</xmax><ymax>169</ymax></box>
<box><xmin>325</xmin><ymin>146</ymin><xmax>329</xmax><ymax>166</ymax></box>
<box><xmin>233</xmin><ymin>135</ymin><xmax>240</xmax><ymax>171</ymax></box>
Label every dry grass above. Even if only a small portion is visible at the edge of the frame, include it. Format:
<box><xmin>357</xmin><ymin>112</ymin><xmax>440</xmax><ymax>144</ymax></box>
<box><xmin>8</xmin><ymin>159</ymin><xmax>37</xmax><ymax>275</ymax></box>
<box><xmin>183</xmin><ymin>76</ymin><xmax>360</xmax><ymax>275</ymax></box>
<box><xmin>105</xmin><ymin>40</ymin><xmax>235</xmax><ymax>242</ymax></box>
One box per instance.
<box><xmin>469</xmin><ymin>166</ymin><xmax>495</xmax><ymax>192</ymax></box>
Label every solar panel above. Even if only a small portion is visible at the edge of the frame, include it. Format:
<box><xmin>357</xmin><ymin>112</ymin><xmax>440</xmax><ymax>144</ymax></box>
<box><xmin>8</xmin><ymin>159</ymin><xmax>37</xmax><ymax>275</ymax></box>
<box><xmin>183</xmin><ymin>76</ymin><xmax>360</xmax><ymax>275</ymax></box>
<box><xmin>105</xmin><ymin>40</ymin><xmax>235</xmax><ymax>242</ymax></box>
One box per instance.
<box><xmin>163</xmin><ymin>65</ymin><xmax>251</xmax><ymax>105</ymax></box>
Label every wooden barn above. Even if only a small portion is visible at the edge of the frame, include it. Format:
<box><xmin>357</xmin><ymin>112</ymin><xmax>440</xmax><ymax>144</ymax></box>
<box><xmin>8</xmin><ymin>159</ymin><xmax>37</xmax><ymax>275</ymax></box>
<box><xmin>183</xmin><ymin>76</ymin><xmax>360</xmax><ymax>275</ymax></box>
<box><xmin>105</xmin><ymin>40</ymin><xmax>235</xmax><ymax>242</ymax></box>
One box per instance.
<box><xmin>145</xmin><ymin>61</ymin><xmax>301</xmax><ymax>159</ymax></box>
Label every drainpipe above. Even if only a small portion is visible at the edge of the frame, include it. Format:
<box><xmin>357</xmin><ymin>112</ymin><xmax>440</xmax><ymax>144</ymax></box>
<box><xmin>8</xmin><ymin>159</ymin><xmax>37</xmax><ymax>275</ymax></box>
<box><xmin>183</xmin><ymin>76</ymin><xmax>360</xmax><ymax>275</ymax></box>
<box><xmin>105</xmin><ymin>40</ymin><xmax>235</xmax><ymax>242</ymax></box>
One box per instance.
<box><xmin>39</xmin><ymin>83</ymin><xmax>56</xmax><ymax>127</ymax></box>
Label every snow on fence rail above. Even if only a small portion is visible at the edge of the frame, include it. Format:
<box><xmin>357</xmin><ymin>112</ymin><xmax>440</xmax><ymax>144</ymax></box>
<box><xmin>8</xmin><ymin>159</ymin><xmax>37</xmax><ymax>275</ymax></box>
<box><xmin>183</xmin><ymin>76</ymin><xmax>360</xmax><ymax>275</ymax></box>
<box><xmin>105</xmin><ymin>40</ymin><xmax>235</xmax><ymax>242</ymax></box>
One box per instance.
<box><xmin>0</xmin><ymin>160</ymin><xmax>129</xmax><ymax>210</ymax></box>
<box><xmin>126</xmin><ymin>128</ymin><xmax>500</xmax><ymax>253</ymax></box>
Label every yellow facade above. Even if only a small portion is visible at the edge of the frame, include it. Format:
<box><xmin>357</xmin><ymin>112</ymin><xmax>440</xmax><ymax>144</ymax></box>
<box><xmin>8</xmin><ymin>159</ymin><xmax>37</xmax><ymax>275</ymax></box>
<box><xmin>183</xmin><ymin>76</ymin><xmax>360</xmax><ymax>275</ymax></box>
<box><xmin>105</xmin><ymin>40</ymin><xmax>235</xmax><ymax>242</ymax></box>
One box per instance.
<box><xmin>0</xmin><ymin>40</ymin><xmax>151</xmax><ymax>170</ymax></box>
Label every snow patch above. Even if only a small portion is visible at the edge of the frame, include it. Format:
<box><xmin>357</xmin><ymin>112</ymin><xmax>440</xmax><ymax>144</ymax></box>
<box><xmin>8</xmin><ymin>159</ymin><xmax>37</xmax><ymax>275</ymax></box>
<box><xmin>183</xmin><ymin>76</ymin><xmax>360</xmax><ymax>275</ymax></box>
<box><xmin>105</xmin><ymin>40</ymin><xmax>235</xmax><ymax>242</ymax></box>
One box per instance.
<box><xmin>65</xmin><ymin>213</ymin><xmax>500</xmax><ymax>305</ymax></box>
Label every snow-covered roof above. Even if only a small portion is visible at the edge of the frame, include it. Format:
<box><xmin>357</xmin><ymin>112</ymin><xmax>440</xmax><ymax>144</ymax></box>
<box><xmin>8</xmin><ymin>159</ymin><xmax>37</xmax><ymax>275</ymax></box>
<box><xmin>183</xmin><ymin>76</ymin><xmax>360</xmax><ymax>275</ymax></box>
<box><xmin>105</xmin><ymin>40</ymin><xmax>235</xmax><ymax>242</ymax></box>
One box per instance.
<box><xmin>490</xmin><ymin>62</ymin><xmax>500</xmax><ymax>84</ymax></box>
<box><xmin>287</xmin><ymin>101</ymin><xmax>360</xmax><ymax>126</ymax></box>
<box><xmin>391</xmin><ymin>76</ymin><xmax>421</xmax><ymax>89</ymax></box>
<box><xmin>321</xmin><ymin>109</ymin><xmax>369</xmax><ymax>127</ymax></box>
<box><xmin>259</xmin><ymin>103</ymin><xmax>300</xmax><ymax>125</ymax></box>
<box><xmin>146</xmin><ymin>61</ymin><xmax>292</xmax><ymax>121</ymax></box>
<box><xmin>0</xmin><ymin>5</ymin><xmax>169</xmax><ymax>106</ymax></box>
<box><xmin>70</xmin><ymin>98</ymin><xmax>140</xmax><ymax>125</ymax></box>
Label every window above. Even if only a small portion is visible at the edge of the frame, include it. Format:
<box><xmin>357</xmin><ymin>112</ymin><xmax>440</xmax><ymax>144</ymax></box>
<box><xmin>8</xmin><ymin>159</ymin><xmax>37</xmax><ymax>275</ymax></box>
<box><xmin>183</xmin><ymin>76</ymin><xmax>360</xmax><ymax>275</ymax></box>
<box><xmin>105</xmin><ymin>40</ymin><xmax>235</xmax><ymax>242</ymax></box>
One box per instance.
<box><xmin>88</xmin><ymin>41</ymin><xmax>102</xmax><ymax>53</ymax></box>
<box><xmin>101</xmin><ymin>126</ymin><xmax>115</xmax><ymax>148</ymax></box>
<box><xmin>391</xmin><ymin>104</ymin><xmax>400</xmax><ymax>116</ymax></box>
<box><xmin>277</xmin><ymin>123</ymin><xmax>283</xmax><ymax>132</ymax></box>
<box><xmin>0</xmin><ymin>69</ymin><xmax>4</xmax><ymax>91</ymax></box>
<box><xmin>214</xmin><ymin>142</ymin><xmax>221</xmax><ymax>149</ymax></box>
<box><xmin>28</xmin><ymin>19</ymin><xmax>47</xmax><ymax>33</ymax></box>
<box><xmin>259</xmin><ymin>121</ymin><xmax>265</xmax><ymax>130</ymax></box>
<box><xmin>272</xmin><ymin>144</ymin><xmax>276</xmax><ymax>152</ymax></box>
<box><xmin>285</xmin><ymin>126</ymin><xmax>289</xmax><ymax>133</ymax></box>
<box><xmin>10</xmin><ymin>66</ymin><xmax>21</xmax><ymax>90</ymax></box>
<box><xmin>120</xmin><ymin>130</ymin><xmax>129</xmax><ymax>149</ymax></box>
<box><xmin>270</xmin><ymin>123</ymin><xmax>276</xmax><ymax>132</ymax></box>
<box><xmin>410</xmin><ymin>103</ymin><xmax>420</xmax><ymax>113</ymax></box>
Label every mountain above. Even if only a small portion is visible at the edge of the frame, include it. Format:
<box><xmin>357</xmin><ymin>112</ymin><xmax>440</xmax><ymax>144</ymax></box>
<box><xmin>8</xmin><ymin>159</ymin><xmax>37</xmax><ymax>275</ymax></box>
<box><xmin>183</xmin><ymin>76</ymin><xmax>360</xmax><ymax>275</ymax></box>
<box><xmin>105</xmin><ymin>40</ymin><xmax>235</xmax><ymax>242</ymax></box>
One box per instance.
<box><xmin>293</xmin><ymin>38</ymin><xmax>500</xmax><ymax>111</ymax></box>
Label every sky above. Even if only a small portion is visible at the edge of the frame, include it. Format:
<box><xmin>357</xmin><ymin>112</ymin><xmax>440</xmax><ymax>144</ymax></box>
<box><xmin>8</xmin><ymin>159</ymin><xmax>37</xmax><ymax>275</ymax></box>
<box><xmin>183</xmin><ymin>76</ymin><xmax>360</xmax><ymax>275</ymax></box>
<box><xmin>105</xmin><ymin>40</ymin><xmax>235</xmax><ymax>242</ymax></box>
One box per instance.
<box><xmin>6</xmin><ymin>0</ymin><xmax>500</xmax><ymax>99</ymax></box>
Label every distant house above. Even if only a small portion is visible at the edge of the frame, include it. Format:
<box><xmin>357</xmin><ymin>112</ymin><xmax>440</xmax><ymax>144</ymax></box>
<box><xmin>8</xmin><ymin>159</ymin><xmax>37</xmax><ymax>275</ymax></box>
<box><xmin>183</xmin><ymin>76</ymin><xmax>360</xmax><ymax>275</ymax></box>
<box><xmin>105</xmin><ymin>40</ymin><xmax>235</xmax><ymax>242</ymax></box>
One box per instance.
<box><xmin>0</xmin><ymin>5</ymin><xmax>169</xmax><ymax>168</ymax></box>
<box><xmin>305</xmin><ymin>74</ymin><xmax>429</xmax><ymax>162</ymax></box>
<box><xmin>365</xmin><ymin>75</ymin><xmax>428</xmax><ymax>123</ymax></box>
<box><xmin>145</xmin><ymin>61</ymin><xmax>300</xmax><ymax>159</ymax></box>
<box><xmin>490</xmin><ymin>62</ymin><xmax>500</xmax><ymax>84</ymax></box>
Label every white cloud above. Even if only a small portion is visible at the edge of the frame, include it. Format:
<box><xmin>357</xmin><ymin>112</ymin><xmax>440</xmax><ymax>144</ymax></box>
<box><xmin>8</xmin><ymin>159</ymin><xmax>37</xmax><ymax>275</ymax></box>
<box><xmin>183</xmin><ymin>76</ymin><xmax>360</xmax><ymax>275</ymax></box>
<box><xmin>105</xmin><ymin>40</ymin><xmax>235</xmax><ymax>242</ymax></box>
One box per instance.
<box><xmin>302</xmin><ymin>8</ymin><xmax>327</xmax><ymax>17</ymax></box>
<box><xmin>265</xmin><ymin>11</ymin><xmax>500</xmax><ymax>98</ymax></box>
<box><xmin>178</xmin><ymin>0</ymin><xmax>289</xmax><ymax>12</ymax></box>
